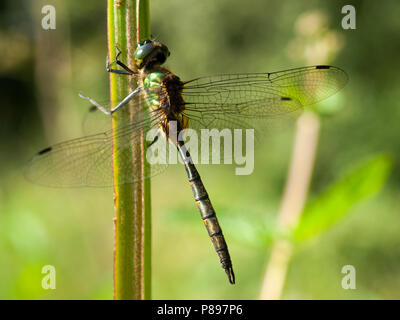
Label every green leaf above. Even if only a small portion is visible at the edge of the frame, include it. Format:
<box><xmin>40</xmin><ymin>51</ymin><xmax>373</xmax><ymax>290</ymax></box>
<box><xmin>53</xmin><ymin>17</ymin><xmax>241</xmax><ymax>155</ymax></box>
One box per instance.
<box><xmin>294</xmin><ymin>154</ymin><xmax>392</xmax><ymax>242</ymax></box>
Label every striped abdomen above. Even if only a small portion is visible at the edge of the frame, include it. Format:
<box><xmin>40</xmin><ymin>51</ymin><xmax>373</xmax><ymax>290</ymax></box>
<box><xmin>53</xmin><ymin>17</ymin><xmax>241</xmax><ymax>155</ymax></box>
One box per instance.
<box><xmin>176</xmin><ymin>140</ymin><xmax>235</xmax><ymax>284</ymax></box>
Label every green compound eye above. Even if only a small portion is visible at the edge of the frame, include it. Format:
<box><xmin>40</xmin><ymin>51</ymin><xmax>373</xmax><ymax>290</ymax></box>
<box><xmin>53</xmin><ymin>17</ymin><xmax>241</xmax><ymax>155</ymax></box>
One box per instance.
<box><xmin>134</xmin><ymin>43</ymin><xmax>155</xmax><ymax>60</ymax></box>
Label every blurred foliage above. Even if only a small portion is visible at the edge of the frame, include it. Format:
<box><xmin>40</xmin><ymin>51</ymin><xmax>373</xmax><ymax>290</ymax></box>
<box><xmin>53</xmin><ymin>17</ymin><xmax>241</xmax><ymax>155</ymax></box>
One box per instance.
<box><xmin>295</xmin><ymin>154</ymin><xmax>393</xmax><ymax>241</ymax></box>
<box><xmin>0</xmin><ymin>0</ymin><xmax>399</xmax><ymax>299</ymax></box>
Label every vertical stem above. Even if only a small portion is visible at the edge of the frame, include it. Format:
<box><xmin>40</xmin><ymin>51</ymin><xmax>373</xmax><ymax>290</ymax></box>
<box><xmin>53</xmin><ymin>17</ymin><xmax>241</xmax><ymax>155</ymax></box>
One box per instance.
<box><xmin>108</xmin><ymin>0</ymin><xmax>151</xmax><ymax>300</ymax></box>
<box><xmin>259</xmin><ymin>111</ymin><xmax>320</xmax><ymax>299</ymax></box>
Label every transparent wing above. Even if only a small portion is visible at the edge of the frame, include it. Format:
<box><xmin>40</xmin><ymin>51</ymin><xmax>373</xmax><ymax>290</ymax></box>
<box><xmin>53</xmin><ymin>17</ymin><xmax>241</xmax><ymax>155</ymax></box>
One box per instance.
<box><xmin>181</xmin><ymin>65</ymin><xmax>348</xmax><ymax>161</ymax></box>
<box><xmin>25</xmin><ymin>111</ymin><xmax>169</xmax><ymax>187</ymax></box>
<box><xmin>182</xmin><ymin>65</ymin><xmax>348</xmax><ymax>114</ymax></box>
<box><xmin>81</xmin><ymin>102</ymin><xmax>113</xmax><ymax>136</ymax></box>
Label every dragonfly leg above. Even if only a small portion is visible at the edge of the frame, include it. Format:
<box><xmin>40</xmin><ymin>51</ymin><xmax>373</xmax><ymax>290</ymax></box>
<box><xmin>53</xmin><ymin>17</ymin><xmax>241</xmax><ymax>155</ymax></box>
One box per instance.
<box><xmin>78</xmin><ymin>86</ymin><xmax>141</xmax><ymax>115</ymax></box>
<box><xmin>106</xmin><ymin>46</ymin><xmax>136</xmax><ymax>75</ymax></box>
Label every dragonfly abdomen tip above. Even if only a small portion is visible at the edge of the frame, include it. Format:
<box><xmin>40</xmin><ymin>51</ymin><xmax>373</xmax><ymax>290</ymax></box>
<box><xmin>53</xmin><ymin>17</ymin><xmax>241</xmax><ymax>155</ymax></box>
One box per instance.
<box><xmin>225</xmin><ymin>267</ymin><xmax>235</xmax><ymax>285</ymax></box>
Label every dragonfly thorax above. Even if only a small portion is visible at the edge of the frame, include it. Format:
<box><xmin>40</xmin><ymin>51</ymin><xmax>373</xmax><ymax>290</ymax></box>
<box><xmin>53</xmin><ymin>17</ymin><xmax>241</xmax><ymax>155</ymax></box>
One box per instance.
<box><xmin>141</xmin><ymin>68</ymin><xmax>187</xmax><ymax>137</ymax></box>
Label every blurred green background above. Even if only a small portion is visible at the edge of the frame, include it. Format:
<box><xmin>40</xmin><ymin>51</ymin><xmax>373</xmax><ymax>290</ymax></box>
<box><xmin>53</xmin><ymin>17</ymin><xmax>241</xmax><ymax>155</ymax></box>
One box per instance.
<box><xmin>0</xmin><ymin>0</ymin><xmax>399</xmax><ymax>299</ymax></box>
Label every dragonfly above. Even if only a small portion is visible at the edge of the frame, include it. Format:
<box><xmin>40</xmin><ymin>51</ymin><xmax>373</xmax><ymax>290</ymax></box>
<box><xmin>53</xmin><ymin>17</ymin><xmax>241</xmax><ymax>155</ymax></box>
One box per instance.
<box><xmin>25</xmin><ymin>39</ymin><xmax>348</xmax><ymax>284</ymax></box>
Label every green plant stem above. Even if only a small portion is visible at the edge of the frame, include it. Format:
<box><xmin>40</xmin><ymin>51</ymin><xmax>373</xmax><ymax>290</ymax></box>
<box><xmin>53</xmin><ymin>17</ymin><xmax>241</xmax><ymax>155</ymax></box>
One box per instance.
<box><xmin>259</xmin><ymin>111</ymin><xmax>320</xmax><ymax>300</ymax></box>
<box><xmin>108</xmin><ymin>0</ymin><xmax>151</xmax><ymax>300</ymax></box>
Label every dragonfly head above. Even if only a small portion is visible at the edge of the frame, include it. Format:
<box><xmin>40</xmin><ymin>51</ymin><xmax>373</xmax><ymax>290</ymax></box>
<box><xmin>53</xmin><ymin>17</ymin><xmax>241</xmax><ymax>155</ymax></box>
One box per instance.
<box><xmin>134</xmin><ymin>39</ymin><xmax>170</xmax><ymax>69</ymax></box>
